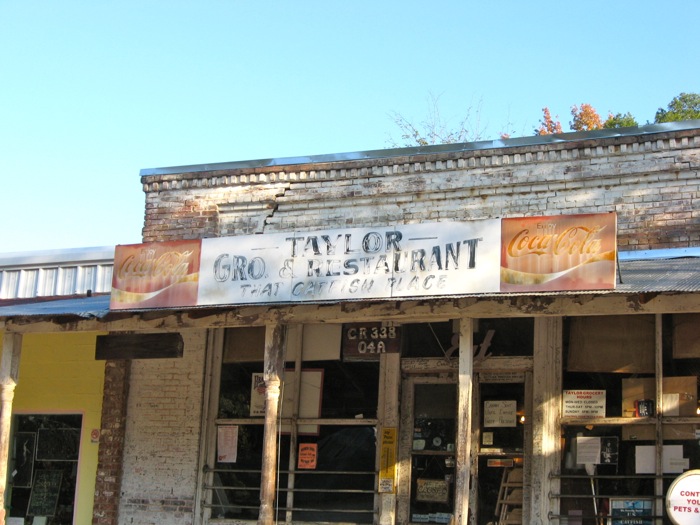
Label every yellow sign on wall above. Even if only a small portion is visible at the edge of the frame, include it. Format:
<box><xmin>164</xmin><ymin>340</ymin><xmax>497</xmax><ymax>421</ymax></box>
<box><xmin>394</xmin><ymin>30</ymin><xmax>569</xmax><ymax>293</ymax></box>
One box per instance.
<box><xmin>379</xmin><ymin>427</ymin><xmax>397</xmax><ymax>493</ymax></box>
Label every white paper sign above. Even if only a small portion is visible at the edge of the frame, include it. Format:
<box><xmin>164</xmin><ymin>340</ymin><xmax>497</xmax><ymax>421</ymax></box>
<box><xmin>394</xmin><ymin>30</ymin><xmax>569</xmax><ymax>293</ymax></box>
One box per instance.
<box><xmin>576</xmin><ymin>436</ymin><xmax>601</xmax><ymax>465</ymax></box>
<box><xmin>664</xmin><ymin>446</ymin><xmax>688</xmax><ymax>474</ymax></box>
<box><xmin>635</xmin><ymin>445</ymin><xmax>688</xmax><ymax>474</ymax></box>
<box><xmin>217</xmin><ymin>425</ymin><xmax>239</xmax><ymax>463</ymax></box>
<box><xmin>563</xmin><ymin>390</ymin><xmax>606</xmax><ymax>418</ymax></box>
<box><xmin>484</xmin><ymin>400</ymin><xmax>517</xmax><ymax>427</ymax></box>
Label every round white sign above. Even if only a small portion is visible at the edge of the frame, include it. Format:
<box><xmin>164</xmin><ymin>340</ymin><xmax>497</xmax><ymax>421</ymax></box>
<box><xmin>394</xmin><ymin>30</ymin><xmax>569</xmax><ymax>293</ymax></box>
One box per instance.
<box><xmin>666</xmin><ymin>470</ymin><xmax>700</xmax><ymax>525</ymax></box>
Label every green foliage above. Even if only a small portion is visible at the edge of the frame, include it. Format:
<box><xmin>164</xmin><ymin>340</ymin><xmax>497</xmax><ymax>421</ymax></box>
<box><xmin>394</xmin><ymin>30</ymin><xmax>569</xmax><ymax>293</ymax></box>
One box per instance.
<box><xmin>654</xmin><ymin>92</ymin><xmax>700</xmax><ymax>123</ymax></box>
<box><xmin>603</xmin><ymin>112</ymin><xmax>638</xmax><ymax>129</ymax></box>
<box><xmin>390</xmin><ymin>91</ymin><xmax>699</xmax><ymax>146</ymax></box>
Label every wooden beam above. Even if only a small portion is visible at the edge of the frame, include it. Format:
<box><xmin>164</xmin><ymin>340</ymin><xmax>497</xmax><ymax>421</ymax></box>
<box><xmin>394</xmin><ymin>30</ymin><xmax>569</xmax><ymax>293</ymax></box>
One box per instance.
<box><xmin>95</xmin><ymin>333</ymin><xmax>184</xmax><ymax>360</ymax></box>
<box><xmin>3</xmin><ymin>292</ymin><xmax>700</xmax><ymax>334</ymax></box>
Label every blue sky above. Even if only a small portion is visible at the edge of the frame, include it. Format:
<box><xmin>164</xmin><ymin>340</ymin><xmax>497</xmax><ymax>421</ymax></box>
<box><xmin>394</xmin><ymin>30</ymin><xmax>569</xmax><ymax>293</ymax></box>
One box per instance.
<box><xmin>1</xmin><ymin>1</ymin><xmax>698</xmax><ymax>253</ymax></box>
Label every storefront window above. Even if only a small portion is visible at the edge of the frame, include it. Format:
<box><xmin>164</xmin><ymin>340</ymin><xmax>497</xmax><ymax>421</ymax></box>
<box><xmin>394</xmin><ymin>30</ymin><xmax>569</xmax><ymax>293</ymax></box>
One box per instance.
<box><xmin>558</xmin><ymin>314</ymin><xmax>700</xmax><ymax>524</ymax></box>
<box><xmin>8</xmin><ymin>414</ymin><xmax>82</xmax><ymax>524</ymax></box>
<box><xmin>207</xmin><ymin>325</ymin><xmax>379</xmax><ymax>523</ymax></box>
<box><xmin>400</xmin><ymin>318</ymin><xmax>533</xmax><ymax>359</ymax></box>
<box><xmin>474</xmin><ymin>318</ymin><xmax>533</xmax><ymax>358</ymax></box>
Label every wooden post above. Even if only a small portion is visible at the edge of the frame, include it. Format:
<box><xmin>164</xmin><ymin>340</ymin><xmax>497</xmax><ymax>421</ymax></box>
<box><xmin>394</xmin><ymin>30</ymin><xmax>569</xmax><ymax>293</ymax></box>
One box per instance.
<box><xmin>0</xmin><ymin>332</ymin><xmax>22</xmax><ymax>524</ymax></box>
<box><xmin>654</xmin><ymin>314</ymin><xmax>663</xmax><ymax>525</ymax></box>
<box><xmin>284</xmin><ymin>324</ymin><xmax>303</xmax><ymax>524</ymax></box>
<box><xmin>530</xmin><ymin>317</ymin><xmax>562</xmax><ymax>525</ymax></box>
<box><xmin>378</xmin><ymin>351</ymin><xmax>400</xmax><ymax>525</ymax></box>
<box><xmin>455</xmin><ymin>318</ymin><xmax>474</xmax><ymax>525</ymax></box>
<box><xmin>258</xmin><ymin>320</ymin><xmax>287</xmax><ymax>525</ymax></box>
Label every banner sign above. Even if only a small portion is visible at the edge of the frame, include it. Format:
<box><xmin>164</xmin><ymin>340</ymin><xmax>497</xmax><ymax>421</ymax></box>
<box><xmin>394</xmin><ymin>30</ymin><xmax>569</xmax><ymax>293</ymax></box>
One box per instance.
<box><xmin>110</xmin><ymin>214</ymin><xmax>616</xmax><ymax>309</ymax></box>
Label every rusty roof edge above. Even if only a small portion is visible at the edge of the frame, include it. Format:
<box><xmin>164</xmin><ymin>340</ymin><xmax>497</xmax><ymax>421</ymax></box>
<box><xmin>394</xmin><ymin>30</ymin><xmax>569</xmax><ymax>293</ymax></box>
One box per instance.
<box><xmin>139</xmin><ymin>120</ymin><xmax>700</xmax><ymax>177</ymax></box>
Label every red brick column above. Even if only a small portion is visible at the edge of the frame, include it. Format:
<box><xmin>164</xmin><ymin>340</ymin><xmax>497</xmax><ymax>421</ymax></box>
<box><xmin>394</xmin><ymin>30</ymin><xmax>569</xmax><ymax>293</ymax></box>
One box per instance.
<box><xmin>93</xmin><ymin>359</ymin><xmax>131</xmax><ymax>525</ymax></box>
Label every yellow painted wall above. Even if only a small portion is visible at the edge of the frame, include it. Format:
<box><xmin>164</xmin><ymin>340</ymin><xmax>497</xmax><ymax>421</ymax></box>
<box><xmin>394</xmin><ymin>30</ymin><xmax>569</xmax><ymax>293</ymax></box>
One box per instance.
<box><xmin>11</xmin><ymin>331</ymin><xmax>105</xmax><ymax>525</ymax></box>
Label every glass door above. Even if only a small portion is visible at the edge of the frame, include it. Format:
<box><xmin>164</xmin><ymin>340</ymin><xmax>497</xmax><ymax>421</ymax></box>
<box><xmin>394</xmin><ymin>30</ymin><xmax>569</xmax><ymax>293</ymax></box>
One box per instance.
<box><xmin>401</xmin><ymin>377</ymin><xmax>458</xmax><ymax>524</ymax></box>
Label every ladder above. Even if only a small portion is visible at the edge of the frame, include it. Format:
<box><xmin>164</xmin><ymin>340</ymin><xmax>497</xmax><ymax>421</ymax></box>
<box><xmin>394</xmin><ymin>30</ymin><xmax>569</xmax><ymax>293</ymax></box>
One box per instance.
<box><xmin>495</xmin><ymin>466</ymin><xmax>523</xmax><ymax>525</ymax></box>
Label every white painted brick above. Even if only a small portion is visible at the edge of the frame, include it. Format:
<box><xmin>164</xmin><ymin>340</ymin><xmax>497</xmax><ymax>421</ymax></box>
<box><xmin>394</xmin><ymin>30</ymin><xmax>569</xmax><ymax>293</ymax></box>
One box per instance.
<box><xmin>119</xmin><ymin>329</ymin><xmax>207</xmax><ymax>525</ymax></box>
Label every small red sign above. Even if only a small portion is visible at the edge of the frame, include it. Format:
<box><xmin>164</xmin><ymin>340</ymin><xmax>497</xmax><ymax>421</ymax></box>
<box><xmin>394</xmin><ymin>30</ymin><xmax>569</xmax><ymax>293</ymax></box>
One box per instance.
<box><xmin>298</xmin><ymin>443</ymin><xmax>318</xmax><ymax>469</ymax></box>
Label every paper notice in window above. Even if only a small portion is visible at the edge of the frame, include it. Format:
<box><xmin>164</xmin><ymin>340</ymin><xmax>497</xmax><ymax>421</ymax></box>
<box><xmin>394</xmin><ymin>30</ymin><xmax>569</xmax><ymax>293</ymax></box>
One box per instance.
<box><xmin>576</xmin><ymin>436</ymin><xmax>601</xmax><ymax>465</ymax></box>
<box><xmin>484</xmin><ymin>400</ymin><xmax>517</xmax><ymax>427</ymax></box>
<box><xmin>217</xmin><ymin>425</ymin><xmax>238</xmax><ymax>463</ymax></box>
<box><xmin>635</xmin><ymin>444</ymin><xmax>688</xmax><ymax>473</ymax></box>
<box><xmin>663</xmin><ymin>445</ymin><xmax>687</xmax><ymax>473</ymax></box>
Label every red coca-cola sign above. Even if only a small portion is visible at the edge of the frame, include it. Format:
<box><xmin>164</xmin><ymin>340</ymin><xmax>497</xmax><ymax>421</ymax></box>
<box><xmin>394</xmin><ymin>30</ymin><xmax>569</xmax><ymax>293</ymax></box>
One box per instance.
<box><xmin>110</xmin><ymin>240</ymin><xmax>201</xmax><ymax>309</ymax></box>
<box><xmin>500</xmin><ymin>213</ymin><xmax>617</xmax><ymax>292</ymax></box>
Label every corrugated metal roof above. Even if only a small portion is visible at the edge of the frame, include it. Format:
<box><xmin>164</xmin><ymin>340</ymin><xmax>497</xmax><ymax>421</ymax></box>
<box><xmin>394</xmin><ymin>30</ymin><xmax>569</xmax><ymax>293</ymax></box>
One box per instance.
<box><xmin>617</xmin><ymin>256</ymin><xmax>700</xmax><ymax>293</ymax></box>
<box><xmin>0</xmin><ymin>247</ymin><xmax>114</xmax><ymax>300</ymax></box>
<box><xmin>0</xmin><ymin>256</ymin><xmax>697</xmax><ymax>321</ymax></box>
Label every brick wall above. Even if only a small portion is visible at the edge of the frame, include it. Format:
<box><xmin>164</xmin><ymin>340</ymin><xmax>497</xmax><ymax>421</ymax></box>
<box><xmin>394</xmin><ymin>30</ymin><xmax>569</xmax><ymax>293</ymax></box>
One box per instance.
<box><xmin>93</xmin><ymin>359</ymin><xmax>130</xmax><ymax>525</ymax></box>
<box><xmin>141</xmin><ymin>129</ymin><xmax>700</xmax><ymax>250</ymax></box>
<box><xmin>117</xmin><ymin>330</ymin><xmax>206</xmax><ymax>525</ymax></box>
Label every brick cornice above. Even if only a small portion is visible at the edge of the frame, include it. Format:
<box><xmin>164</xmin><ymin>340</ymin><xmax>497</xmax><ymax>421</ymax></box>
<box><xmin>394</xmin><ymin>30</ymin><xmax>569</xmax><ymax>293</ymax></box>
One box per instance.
<box><xmin>140</xmin><ymin>128</ymin><xmax>700</xmax><ymax>192</ymax></box>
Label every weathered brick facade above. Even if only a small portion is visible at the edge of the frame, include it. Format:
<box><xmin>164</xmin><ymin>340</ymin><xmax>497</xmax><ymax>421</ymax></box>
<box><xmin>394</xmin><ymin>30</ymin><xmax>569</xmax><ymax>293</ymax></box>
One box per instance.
<box><xmin>116</xmin><ymin>330</ymin><xmax>206</xmax><ymax>525</ymax></box>
<box><xmin>110</xmin><ymin>124</ymin><xmax>700</xmax><ymax>524</ymax></box>
<box><xmin>141</xmin><ymin>129</ymin><xmax>700</xmax><ymax>251</ymax></box>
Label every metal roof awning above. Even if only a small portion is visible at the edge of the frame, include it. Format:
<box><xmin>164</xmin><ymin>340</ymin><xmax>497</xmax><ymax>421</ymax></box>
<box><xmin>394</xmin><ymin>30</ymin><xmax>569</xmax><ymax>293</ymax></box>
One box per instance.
<box><xmin>0</xmin><ymin>295</ymin><xmax>112</xmax><ymax>319</ymax></box>
<box><xmin>616</xmin><ymin>256</ymin><xmax>700</xmax><ymax>293</ymax></box>
<box><xmin>0</xmin><ymin>256</ymin><xmax>697</xmax><ymax>325</ymax></box>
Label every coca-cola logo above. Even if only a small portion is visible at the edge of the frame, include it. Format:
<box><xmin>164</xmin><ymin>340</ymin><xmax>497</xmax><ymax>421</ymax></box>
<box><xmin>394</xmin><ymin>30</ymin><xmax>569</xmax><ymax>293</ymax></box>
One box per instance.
<box><xmin>506</xmin><ymin>225</ymin><xmax>605</xmax><ymax>258</ymax></box>
<box><xmin>117</xmin><ymin>249</ymin><xmax>195</xmax><ymax>280</ymax></box>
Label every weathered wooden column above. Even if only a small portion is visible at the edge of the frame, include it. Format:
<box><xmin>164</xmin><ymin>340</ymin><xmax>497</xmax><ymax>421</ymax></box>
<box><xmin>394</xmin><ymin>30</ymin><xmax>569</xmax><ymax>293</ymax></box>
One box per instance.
<box><xmin>0</xmin><ymin>332</ymin><xmax>22</xmax><ymax>524</ymax></box>
<box><xmin>258</xmin><ymin>320</ymin><xmax>287</xmax><ymax>525</ymax></box>
<box><xmin>455</xmin><ymin>317</ymin><xmax>474</xmax><ymax>525</ymax></box>
<box><xmin>530</xmin><ymin>317</ymin><xmax>562</xmax><ymax>525</ymax></box>
<box><xmin>377</xmin><ymin>351</ymin><xmax>400</xmax><ymax>525</ymax></box>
